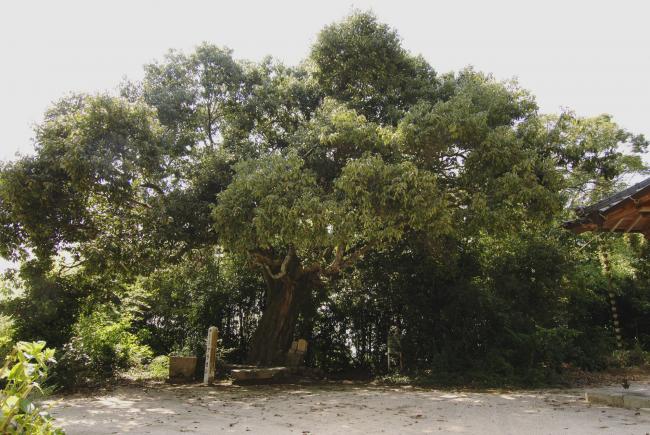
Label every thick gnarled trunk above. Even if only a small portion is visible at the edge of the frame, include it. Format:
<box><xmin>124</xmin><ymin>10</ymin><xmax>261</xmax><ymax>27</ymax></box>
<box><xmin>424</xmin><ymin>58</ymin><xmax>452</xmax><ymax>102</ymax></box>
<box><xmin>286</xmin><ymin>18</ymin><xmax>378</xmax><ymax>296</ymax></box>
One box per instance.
<box><xmin>247</xmin><ymin>243</ymin><xmax>355</xmax><ymax>366</ymax></box>
<box><xmin>246</xmin><ymin>276</ymin><xmax>304</xmax><ymax>365</ymax></box>
<box><xmin>246</xmin><ymin>251</ymin><xmax>318</xmax><ymax>366</ymax></box>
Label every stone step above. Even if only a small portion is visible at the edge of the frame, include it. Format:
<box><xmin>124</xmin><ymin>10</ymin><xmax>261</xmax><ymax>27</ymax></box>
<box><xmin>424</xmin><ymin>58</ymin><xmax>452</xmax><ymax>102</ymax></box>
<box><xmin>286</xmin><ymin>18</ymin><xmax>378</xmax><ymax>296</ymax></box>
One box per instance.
<box><xmin>222</xmin><ymin>363</ymin><xmax>259</xmax><ymax>370</ymax></box>
<box><xmin>231</xmin><ymin>367</ymin><xmax>290</xmax><ymax>383</ymax></box>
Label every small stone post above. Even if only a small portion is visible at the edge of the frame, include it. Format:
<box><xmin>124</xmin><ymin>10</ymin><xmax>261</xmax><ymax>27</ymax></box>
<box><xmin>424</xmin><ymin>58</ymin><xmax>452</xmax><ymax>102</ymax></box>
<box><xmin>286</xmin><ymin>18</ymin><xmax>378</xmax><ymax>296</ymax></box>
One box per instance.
<box><xmin>203</xmin><ymin>326</ymin><xmax>218</xmax><ymax>385</ymax></box>
<box><xmin>387</xmin><ymin>326</ymin><xmax>402</xmax><ymax>372</ymax></box>
<box><xmin>287</xmin><ymin>339</ymin><xmax>309</xmax><ymax>368</ymax></box>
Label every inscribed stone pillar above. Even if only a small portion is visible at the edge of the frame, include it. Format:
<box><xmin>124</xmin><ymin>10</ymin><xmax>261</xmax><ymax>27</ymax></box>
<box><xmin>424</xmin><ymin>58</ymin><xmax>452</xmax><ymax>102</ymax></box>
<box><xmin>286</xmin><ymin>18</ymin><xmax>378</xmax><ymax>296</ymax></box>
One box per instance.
<box><xmin>203</xmin><ymin>326</ymin><xmax>218</xmax><ymax>385</ymax></box>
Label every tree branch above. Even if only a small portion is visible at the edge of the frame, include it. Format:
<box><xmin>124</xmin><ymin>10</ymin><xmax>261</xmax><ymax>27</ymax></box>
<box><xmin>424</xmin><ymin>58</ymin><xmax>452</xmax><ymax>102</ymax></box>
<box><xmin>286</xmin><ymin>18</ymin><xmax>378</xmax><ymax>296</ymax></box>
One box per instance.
<box><xmin>56</xmin><ymin>258</ymin><xmax>87</xmax><ymax>276</ymax></box>
<box><xmin>301</xmin><ymin>262</ymin><xmax>322</xmax><ymax>275</ymax></box>
<box><xmin>205</xmin><ymin>100</ymin><xmax>215</xmax><ymax>146</ymax></box>
<box><xmin>251</xmin><ymin>246</ymin><xmax>294</xmax><ymax>280</ymax></box>
<box><xmin>250</xmin><ymin>250</ymin><xmax>278</xmax><ymax>268</ymax></box>
<box><xmin>325</xmin><ymin>244</ymin><xmax>344</xmax><ymax>272</ymax></box>
<box><xmin>322</xmin><ymin>243</ymin><xmax>372</xmax><ymax>276</ymax></box>
<box><xmin>125</xmin><ymin>198</ymin><xmax>152</xmax><ymax>209</ymax></box>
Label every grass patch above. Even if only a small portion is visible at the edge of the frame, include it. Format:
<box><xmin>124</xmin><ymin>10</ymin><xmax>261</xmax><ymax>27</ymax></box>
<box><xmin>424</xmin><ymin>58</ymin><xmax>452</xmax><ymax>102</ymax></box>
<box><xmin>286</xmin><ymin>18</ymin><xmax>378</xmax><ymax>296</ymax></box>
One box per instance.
<box><xmin>123</xmin><ymin>355</ymin><xmax>169</xmax><ymax>382</ymax></box>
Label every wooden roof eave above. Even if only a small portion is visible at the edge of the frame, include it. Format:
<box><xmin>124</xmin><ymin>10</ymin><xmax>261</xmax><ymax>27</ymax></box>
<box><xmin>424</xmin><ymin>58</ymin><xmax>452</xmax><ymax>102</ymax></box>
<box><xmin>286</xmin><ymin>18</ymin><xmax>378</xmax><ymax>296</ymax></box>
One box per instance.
<box><xmin>564</xmin><ymin>177</ymin><xmax>650</xmax><ymax>237</ymax></box>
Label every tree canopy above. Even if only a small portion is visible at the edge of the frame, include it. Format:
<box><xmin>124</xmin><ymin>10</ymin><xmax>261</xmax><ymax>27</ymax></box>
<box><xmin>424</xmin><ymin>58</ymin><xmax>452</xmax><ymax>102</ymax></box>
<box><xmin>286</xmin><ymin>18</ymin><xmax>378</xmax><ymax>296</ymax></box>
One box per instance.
<box><xmin>1</xmin><ymin>12</ymin><xmax>648</xmax><ymax>371</ymax></box>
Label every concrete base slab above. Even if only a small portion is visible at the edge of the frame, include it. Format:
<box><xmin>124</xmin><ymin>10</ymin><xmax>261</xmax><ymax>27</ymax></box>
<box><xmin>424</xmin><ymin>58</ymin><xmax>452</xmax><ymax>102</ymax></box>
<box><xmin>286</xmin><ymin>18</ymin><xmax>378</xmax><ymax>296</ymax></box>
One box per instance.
<box><xmin>586</xmin><ymin>384</ymin><xmax>650</xmax><ymax>411</ymax></box>
<box><xmin>231</xmin><ymin>367</ymin><xmax>290</xmax><ymax>383</ymax></box>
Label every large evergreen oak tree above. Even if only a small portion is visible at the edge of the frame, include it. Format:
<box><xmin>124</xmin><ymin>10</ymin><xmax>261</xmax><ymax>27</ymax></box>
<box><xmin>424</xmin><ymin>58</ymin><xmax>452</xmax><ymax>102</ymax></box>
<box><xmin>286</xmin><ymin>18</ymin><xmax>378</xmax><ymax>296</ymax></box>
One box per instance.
<box><xmin>0</xmin><ymin>13</ymin><xmax>645</xmax><ymax>365</ymax></box>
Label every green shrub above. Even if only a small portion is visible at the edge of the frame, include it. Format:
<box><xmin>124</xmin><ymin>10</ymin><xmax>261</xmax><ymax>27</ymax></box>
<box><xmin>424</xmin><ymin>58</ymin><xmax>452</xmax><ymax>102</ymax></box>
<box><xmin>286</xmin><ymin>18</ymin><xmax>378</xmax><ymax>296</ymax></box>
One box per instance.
<box><xmin>377</xmin><ymin>373</ymin><xmax>412</xmax><ymax>385</ymax></box>
<box><xmin>533</xmin><ymin>326</ymin><xmax>580</xmax><ymax>371</ymax></box>
<box><xmin>53</xmin><ymin>336</ymin><xmax>95</xmax><ymax>389</ymax></box>
<box><xmin>53</xmin><ymin>309</ymin><xmax>153</xmax><ymax>389</ymax></box>
<box><xmin>0</xmin><ymin>315</ymin><xmax>15</xmax><ymax>361</ymax></box>
<box><xmin>628</xmin><ymin>342</ymin><xmax>649</xmax><ymax>366</ymax></box>
<box><xmin>0</xmin><ymin>341</ymin><xmax>63</xmax><ymax>434</ymax></box>
<box><xmin>76</xmin><ymin>311</ymin><xmax>152</xmax><ymax>370</ymax></box>
<box><xmin>609</xmin><ymin>342</ymin><xmax>649</xmax><ymax>368</ymax></box>
<box><xmin>123</xmin><ymin>355</ymin><xmax>170</xmax><ymax>381</ymax></box>
<box><xmin>147</xmin><ymin>355</ymin><xmax>169</xmax><ymax>379</ymax></box>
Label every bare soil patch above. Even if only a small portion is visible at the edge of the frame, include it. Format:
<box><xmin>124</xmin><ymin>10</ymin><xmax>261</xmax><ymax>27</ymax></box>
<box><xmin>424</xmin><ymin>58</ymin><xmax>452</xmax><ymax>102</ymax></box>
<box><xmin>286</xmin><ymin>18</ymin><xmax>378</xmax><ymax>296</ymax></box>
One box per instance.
<box><xmin>46</xmin><ymin>381</ymin><xmax>650</xmax><ymax>434</ymax></box>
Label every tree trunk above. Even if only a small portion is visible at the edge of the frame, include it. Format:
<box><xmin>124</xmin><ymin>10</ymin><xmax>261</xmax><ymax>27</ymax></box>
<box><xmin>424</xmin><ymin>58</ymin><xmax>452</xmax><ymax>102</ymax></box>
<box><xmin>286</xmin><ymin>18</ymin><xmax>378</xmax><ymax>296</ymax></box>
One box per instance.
<box><xmin>247</xmin><ymin>265</ymin><xmax>316</xmax><ymax>366</ymax></box>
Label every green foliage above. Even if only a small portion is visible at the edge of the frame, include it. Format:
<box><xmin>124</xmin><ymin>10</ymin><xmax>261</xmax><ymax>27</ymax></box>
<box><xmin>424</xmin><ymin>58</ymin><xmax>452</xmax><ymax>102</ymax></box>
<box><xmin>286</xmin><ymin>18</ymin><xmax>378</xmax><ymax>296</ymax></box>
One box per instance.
<box><xmin>213</xmin><ymin>152</ymin><xmax>329</xmax><ymax>253</ymax></box>
<box><xmin>54</xmin><ymin>308</ymin><xmax>152</xmax><ymax>389</ymax></box>
<box><xmin>311</xmin><ymin>11</ymin><xmax>437</xmax><ymax>124</ymax></box>
<box><xmin>142</xmin><ymin>44</ymin><xmax>244</xmax><ymax>149</ymax></box>
<box><xmin>0</xmin><ymin>341</ymin><xmax>63</xmax><ymax>434</ymax></box>
<box><xmin>334</xmin><ymin>154</ymin><xmax>448</xmax><ymax>243</ymax></box>
<box><xmin>0</xmin><ymin>95</ymin><xmax>166</xmax><ymax>263</ymax></box>
<box><xmin>0</xmin><ymin>11</ymin><xmax>649</xmax><ymax>384</ymax></box>
<box><xmin>147</xmin><ymin>355</ymin><xmax>170</xmax><ymax>379</ymax></box>
<box><xmin>213</xmin><ymin>149</ymin><xmax>448</xmax><ymax>258</ymax></box>
<box><xmin>132</xmin><ymin>249</ymin><xmax>262</xmax><ymax>361</ymax></box>
<box><xmin>125</xmin><ymin>355</ymin><xmax>170</xmax><ymax>382</ymax></box>
<box><xmin>549</xmin><ymin>112</ymin><xmax>648</xmax><ymax>209</ymax></box>
<box><xmin>1</xmin><ymin>261</ymin><xmax>89</xmax><ymax>351</ymax></box>
<box><xmin>0</xmin><ymin>315</ymin><xmax>15</xmax><ymax>361</ymax></box>
<box><xmin>74</xmin><ymin>310</ymin><xmax>152</xmax><ymax>370</ymax></box>
<box><xmin>609</xmin><ymin>343</ymin><xmax>650</xmax><ymax>368</ymax></box>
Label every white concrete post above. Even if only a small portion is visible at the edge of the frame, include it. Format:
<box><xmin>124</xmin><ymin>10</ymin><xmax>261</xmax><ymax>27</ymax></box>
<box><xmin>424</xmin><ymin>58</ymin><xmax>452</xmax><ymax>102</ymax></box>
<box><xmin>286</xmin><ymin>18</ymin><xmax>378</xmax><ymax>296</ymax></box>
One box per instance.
<box><xmin>203</xmin><ymin>326</ymin><xmax>218</xmax><ymax>385</ymax></box>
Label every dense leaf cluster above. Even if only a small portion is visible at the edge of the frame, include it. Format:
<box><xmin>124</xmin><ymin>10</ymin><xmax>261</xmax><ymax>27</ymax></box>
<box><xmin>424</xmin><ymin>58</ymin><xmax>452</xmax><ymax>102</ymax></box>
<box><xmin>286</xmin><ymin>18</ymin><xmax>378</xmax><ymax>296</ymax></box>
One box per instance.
<box><xmin>0</xmin><ymin>341</ymin><xmax>62</xmax><ymax>434</ymax></box>
<box><xmin>0</xmin><ymin>11</ymin><xmax>649</xmax><ymax>379</ymax></box>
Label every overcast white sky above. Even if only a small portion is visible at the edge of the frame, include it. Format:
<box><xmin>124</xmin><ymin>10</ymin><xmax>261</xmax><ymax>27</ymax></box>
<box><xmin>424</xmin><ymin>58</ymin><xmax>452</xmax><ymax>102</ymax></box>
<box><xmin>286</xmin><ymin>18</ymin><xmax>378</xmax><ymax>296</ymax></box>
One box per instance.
<box><xmin>0</xmin><ymin>0</ymin><xmax>649</xmax><ymax>161</ymax></box>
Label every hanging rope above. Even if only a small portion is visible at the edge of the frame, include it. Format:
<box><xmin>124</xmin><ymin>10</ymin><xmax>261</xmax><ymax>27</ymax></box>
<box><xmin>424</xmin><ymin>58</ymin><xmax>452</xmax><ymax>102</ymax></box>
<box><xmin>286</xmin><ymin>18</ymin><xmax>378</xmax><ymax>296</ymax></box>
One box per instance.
<box><xmin>600</xmin><ymin>241</ymin><xmax>623</xmax><ymax>349</ymax></box>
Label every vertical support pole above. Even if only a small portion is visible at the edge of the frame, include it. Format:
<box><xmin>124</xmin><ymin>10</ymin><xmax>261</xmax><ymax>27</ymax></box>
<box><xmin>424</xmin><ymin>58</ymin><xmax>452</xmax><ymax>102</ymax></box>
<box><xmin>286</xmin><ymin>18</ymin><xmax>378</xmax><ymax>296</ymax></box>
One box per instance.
<box><xmin>204</xmin><ymin>326</ymin><xmax>218</xmax><ymax>385</ymax></box>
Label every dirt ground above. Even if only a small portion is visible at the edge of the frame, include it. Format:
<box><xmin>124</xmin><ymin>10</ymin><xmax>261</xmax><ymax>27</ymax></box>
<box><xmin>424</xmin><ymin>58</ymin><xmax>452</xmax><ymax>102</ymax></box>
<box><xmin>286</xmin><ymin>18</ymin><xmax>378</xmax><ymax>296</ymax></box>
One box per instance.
<box><xmin>45</xmin><ymin>382</ymin><xmax>650</xmax><ymax>434</ymax></box>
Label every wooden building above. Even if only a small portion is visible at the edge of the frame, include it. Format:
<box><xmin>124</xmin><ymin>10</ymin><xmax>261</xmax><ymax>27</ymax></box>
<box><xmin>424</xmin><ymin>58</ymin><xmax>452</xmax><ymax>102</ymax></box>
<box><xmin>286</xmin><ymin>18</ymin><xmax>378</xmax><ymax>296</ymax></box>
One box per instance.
<box><xmin>564</xmin><ymin>177</ymin><xmax>650</xmax><ymax>238</ymax></box>
<box><xmin>563</xmin><ymin>178</ymin><xmax>650</xmax><ymax>351</ymax></box>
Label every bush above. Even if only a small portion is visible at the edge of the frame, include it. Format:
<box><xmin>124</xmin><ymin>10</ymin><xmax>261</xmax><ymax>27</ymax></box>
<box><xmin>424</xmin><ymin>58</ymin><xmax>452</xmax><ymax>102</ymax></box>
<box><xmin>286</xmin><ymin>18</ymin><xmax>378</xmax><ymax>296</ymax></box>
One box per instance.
<box><xmin>74</xmin><ymin>311</ymin><xmax>152</xmax><ymax>370</ymax></box>
<box><xmin>609</xmin><ymin>342</ymin><xmax>649</xmax><ymax>368</ymax></box>
<box><xmin>53</xmin><ymin>336</ymin><xmax>95</xmax><ymax>389</ymax></box>
<box><xmin>0</xmin><ymin>341</ymin><xmax>63</xmax><ymax>434</ymax></box>
<box><xmin>0</xmin><ymin>315</ymin><xmax>15</xmax><ymax>361</ymax></box>
<box><xmin>53</xmin><ymin>309</ymin><xmax>153</xmax><ymax>389</ymax></box>
<box><xmin>147</xmin><ymin>355</ymin><xmax>169</xmax><ymax>379</ymax></box>
<box><xmin>123</xmin><ymin>355</ymin><xmax>170</xmax><ymax>382</ymax></box>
